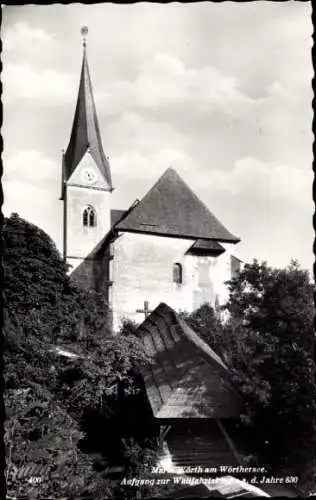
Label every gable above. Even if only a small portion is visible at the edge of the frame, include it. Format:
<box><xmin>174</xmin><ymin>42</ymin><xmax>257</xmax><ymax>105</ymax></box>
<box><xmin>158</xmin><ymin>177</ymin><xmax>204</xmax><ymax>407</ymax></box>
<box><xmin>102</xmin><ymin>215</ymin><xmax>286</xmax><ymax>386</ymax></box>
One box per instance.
<box><xmin>67</xmin><ymin>150</ymin><xmax>111</xmax><ymax>190</ymax></box>
<box><xmin>116</xmin><ymin>168</ymin><xmax>240</xmax><ymax>243</ymax></box>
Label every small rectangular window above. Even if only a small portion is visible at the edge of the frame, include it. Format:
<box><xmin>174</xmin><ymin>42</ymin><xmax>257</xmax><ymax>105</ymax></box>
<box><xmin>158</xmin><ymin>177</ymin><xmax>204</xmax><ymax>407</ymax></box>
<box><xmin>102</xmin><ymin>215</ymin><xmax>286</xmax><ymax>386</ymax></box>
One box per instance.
<box><xmin>173</xmin><ymin>263</ymin><xmax>183</xmax><ymax>284</ymax></box>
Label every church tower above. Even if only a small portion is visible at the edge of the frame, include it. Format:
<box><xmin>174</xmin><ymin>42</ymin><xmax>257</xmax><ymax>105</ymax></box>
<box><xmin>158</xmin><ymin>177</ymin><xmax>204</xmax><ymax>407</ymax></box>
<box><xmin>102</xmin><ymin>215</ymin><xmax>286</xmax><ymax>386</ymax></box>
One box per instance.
<box><xmin>61</xmin><ymin>28</ymin><xmax>113</xmax><ymax>272</ymax></box>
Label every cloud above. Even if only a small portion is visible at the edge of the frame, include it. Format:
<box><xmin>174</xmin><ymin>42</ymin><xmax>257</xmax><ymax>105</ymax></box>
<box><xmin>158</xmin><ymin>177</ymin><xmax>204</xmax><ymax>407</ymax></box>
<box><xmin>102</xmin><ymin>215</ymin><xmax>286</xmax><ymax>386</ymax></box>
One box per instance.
<box><xmin>112</xmin><ymin>148</ymin><xmax>195</xmax><ymax>181</ymax></box>
<box><xmin>3</xmin><ymin>150</ymin><xmax>58</xmax><ymax>186</ymax></box>
<box><xmin>3</xmin><ymin>150</ymin><xmax>62</xmax><ymax>247</ymax></box>
<box><xmin>106</xmin><ymin>111</ymin><xmax>190</xmax><ymax>156</ymax></box>
<box><xmin>191</xmin><ymin>156</ymin><xmax>312</xmax><ymax>272</ymax></box>
<box><xmin>264</xmin><ymin>82</ymin><xmax>301</xmax><ymax>107</ymax></box>
<box><xmin>3</xmin><ymin>178</ymin><xmax>62</xmax><ymax>251</ymax></box>
<box><xmin>3</xmin><ymin>180</ymin><xmax>53</xmax><ymax>215</ymax></box>
<box><xmin>3</xmin><ymin>21</ymin><xmax>56</xmax><ymax>52</ymax></box>
<box><xmin>1</xmin><ymin>3</ymin><xmax>312</xmax><ymax>272</ymax></box>
<box><xmin>2</xmin><ymin>63</ymin><xmax>76</xmax><ymax>105</ymax></box>
<box><xmin>100</xmin><ymin>53</ymin><xmax>253</xmax><ymax>117</ymax></box>
<box><xmin>193</xmin><ymin>156</ymin><xmax>312</xmax><ymax>209</ymax></box>
<box><xmin>142</xmin><ymin>54</ymin><xmax>251</xmax><ymax>111</ymax></box>
<box><xmin>101</xmin><ymin>49</ymin><xmax>311</xmax><ymax>169</ymax></box>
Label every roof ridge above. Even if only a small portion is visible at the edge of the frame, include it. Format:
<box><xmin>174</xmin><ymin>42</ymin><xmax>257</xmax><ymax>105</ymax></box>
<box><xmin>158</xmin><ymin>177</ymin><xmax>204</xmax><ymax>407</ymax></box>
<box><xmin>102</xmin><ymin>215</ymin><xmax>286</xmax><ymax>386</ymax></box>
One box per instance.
<box><xmin>139</xmin><ymin>302</ymin><xmax>229</xmax><ymax>375</ymax></box>
<box><xmin>143</xmin><ymin>168</ymin><xmax>224</xmax><ymax>229</ymax></box>
<box><xmin>116</xmin><ymin>168</ymin><xmax>240</xmax><ymax>242</ymax></box>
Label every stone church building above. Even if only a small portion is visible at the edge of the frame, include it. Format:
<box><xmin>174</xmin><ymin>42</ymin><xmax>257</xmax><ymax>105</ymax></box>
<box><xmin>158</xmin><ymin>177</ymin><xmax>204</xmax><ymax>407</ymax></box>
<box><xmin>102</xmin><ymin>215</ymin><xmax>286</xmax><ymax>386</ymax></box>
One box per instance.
<box><xmin>62</xmin><ymin>40</ymin><xmax>241</xmax><ymax>331</ymax></box>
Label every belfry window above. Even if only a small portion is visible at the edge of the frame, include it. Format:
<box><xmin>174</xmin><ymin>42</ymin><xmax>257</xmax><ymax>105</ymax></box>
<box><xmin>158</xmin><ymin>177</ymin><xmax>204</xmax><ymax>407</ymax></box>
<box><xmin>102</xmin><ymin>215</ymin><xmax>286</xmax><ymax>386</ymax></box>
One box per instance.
<box><xmin>173</xmin><ymin>263</ymin><xmax>183</xmax><ymax>284</ymax></box>
<box><xmin>83</xmin><ymin>206</ymin><xmax>96</xmax><ymax>227</ymax></box>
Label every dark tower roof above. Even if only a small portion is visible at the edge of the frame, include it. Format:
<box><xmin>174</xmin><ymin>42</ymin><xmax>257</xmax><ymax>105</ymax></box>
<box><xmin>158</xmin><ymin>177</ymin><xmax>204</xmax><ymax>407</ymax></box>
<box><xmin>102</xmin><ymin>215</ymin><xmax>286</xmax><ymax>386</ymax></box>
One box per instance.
<box><xmin>62</xmin><ymin>42</ymin><xmax>112</xmax><ymax>195</ymax></box>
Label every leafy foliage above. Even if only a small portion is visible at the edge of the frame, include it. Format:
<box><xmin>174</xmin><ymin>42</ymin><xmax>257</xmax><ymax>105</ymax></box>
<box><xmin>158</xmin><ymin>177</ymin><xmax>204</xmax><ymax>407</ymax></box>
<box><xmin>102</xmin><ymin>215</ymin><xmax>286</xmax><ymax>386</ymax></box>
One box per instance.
<box><xmin>224</xmin><ymin>260</ymin><xmax>315</xmax><ymax>489</ymax></box>
<box><xmin>182</xmin><ymin>259</ymin><xmax>314</xmax><ymax>492</ymax></box>
<box><xmin>186</xmin><ymin>260</ymin><xmax>315</xmax><ymax>492</ymax></box>
<box><xmin>4</xmin><ymin>214</ymin><xmax>70</xmax><ymax>340</ymax></box>
<box><xmin>8</xmin><ymin>212</ymin><xmax>313</xmax><ymax>496</ymax></box>
<box><xmin>4</xmin><ymin>214</ymin><xmax>154</xmax><ymax>498</ymax></box>
<box><xmin>58</xmin><ymin>329</ymin><xmax>151</xmax><ymax>420</ymax></box>
<box><xmin>5</xmin><ymin>386</ymin><xmax>95</xmax><ymax>499</ymax></box>
<box><xmin>180</xmin><ymin>303</ymin><xmax>223</xmax><ymax>354</ymax></box>
<box><xmin>225</xmin><ymin>260</ymin><xmax>314</xmax><ymax>421</ymax></box>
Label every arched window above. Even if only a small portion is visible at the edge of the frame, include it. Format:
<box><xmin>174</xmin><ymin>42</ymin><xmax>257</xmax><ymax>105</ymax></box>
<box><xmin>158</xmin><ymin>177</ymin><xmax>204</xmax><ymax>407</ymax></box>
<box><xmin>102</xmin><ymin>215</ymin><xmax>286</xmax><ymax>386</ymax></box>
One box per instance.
<box><xmin>83</xmin><ymin>206</ymin><xmax>97</xmax><ymax>227</ymax></box>
<box><xmin>173</xmin><ymin>263</ymin><xmax>183</xmax><ymax>284</ymax></box>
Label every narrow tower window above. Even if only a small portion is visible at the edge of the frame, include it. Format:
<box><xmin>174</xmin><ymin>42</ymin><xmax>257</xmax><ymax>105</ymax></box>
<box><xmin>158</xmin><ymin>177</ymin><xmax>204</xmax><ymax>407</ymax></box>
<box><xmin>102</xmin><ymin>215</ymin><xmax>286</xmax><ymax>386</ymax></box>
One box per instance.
<box><xmin>83</xmin><ymin>206</ymin><xmax>97</xmax><ymax>227</ymax></box>
<box><xmin>173</xmin><ymin>263</ymin><xmax>183</xmax><ymax>284</ymax></box>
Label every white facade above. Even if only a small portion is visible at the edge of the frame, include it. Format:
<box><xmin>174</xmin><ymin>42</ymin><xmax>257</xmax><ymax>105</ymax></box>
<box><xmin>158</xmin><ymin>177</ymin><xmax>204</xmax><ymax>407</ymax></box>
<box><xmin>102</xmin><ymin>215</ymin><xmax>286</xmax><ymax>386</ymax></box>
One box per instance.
<box><xmin>65</xmin><ymin>151</ymin><xmax>111</xmax><ymax>272</ymax></box>
<box><xmin>110</xmin><ymin>231</ymin><xmax>237</xmax><ymax>331</ymax></box>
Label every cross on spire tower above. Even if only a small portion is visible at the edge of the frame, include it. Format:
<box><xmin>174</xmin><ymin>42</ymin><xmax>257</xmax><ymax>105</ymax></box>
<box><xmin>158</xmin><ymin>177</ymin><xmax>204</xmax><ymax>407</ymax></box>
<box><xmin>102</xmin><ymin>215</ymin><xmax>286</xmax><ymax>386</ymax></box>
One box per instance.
<box><xmin>81</xmin><ymin>25</ymin><xmax>88</xmax><ymax>47</ymax></box>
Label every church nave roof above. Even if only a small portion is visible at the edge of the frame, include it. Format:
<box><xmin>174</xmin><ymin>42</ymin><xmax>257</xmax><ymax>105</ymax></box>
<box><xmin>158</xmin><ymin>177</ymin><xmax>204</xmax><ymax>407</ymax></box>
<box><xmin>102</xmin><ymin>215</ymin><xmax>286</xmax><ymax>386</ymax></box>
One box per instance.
<box><xmin>116</xmin><ymin>168</ymin><xmax>239</xmax><ymax>243</ymax></box>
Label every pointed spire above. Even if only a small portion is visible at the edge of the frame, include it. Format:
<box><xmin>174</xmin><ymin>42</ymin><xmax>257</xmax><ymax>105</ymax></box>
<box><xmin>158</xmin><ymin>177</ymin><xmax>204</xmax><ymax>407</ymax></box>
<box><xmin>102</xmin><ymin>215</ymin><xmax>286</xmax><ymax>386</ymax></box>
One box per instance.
<box><xmin>63</xmin><ymin>28</ymin><xmax>112</xmax><ymax>192</ymax></box>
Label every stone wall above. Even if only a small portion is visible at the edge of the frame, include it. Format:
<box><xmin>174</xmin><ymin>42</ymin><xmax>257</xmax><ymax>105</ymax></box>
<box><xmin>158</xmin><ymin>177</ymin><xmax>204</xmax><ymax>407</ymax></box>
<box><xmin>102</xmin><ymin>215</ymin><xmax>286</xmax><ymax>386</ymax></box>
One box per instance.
<box><xmin>70</xmin><ymin>244</ymin><xmax>111</xmax><ymax>298</ymax></box>
<box><xmin>111</xmin><ymin>232</ymin><xmax>236</xmax><ymax>331</ymax></box>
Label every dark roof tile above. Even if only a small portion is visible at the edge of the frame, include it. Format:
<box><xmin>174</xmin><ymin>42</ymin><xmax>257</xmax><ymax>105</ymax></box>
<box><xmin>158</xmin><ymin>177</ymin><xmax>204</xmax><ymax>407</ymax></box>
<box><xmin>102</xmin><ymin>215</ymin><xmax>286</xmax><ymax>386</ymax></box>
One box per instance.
<box><xmin>111</xmin><ymin>209</ymin><xmax>126</xmax><ymax>226</ymax></box>
<box><xmin>136</xmin><ymin>303</ymin><xmax>243</xmax><ymax>419</ymax></box>
<box><xmin>187</xmin><ymin>239</ymin><xmax>226</xmax><ymax>255</ymax></box>
<box><xmin>116</xmin><ymin>168</ymin><xmax>240</xmax><ymax>243</ymax></box>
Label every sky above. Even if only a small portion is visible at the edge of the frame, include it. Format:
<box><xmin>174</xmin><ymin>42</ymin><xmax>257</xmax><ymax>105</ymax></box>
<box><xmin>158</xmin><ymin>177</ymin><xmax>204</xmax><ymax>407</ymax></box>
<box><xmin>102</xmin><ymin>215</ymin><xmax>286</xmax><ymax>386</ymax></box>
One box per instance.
<box><xmin>2</xmin><ymin>3</ymin><xmax>313</xmax><ymax>275</ymax></box>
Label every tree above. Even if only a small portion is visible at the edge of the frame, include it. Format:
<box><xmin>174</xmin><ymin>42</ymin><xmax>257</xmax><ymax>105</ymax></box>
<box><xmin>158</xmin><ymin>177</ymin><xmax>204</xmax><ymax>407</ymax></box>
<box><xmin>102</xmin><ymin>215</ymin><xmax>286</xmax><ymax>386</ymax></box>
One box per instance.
<box><xmin>180</xmin><ymin>303</ymin><xmax>223</xmax><ymax>356</ymax></box>
<box><xmin>224</xmin><ymin>259</ymin><xmax>315</xmax><ymax>490</ymax></box>
<box><xmin>5</xmin><ymin>385</ymin><xmax>96</xmax><ymax>499</ymax></box>
<box><xmin>3</xmin><ymin>213</ymin><xmax>83</xmax><ymax>344</ymax></box>
<box><xmin>3</xmin><ymin>214</ymin><xmax>154</xmax><ymax>498</ymax></box>
<box><xmin>182</xmin><ymin>303</ymin><xmax>272</xmax><ymax>412</ymax></box>
<box><xmin>3</xmin><ymin>215</ymin><xmax>97</xmax><ymax>497</ymax></box>
<box><xmin>183</xmin><ymin>261</ymin><xmax>314</xmax><ymax>492</ymax></box>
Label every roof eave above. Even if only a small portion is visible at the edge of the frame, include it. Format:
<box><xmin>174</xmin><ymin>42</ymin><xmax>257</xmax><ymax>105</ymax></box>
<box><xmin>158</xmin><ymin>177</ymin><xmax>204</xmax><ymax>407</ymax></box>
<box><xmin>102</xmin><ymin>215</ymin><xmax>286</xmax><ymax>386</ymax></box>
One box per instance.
<box><xmin>115</xmin><ymin>226</ymin><xmax>240</xmax><ymax>244</ymax></box>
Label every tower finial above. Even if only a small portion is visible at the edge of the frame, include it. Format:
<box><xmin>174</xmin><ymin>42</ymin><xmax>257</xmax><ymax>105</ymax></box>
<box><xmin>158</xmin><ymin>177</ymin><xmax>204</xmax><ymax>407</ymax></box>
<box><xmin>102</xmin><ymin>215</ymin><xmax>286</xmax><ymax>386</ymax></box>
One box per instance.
<box><xmin>81</xmin><ymin>26</ymin><xmax>88</xmax><ymax>48</ymax></box>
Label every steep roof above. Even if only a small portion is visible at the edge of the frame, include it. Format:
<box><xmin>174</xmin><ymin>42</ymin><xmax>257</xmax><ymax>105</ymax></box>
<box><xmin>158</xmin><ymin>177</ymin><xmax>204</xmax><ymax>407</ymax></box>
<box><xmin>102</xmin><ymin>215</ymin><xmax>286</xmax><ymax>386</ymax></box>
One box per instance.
<box><xmin>136</xmin><ymin>303</ymin><xmax>243</xmax><ymax>420</ymax></box>
<box><xmin>63</xmin><ymin>45</ymin><xmax>112</xmax><ymax>191</ymax></box>
<box><xmin>116</xmin><ymin>168</ymin><xmax>239</xmax><ymax>243</ymax></box>
<box><xmin>111</xmin><ymin>209</ymin><xmax>126</xmax><ymax>226</ymax></box>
